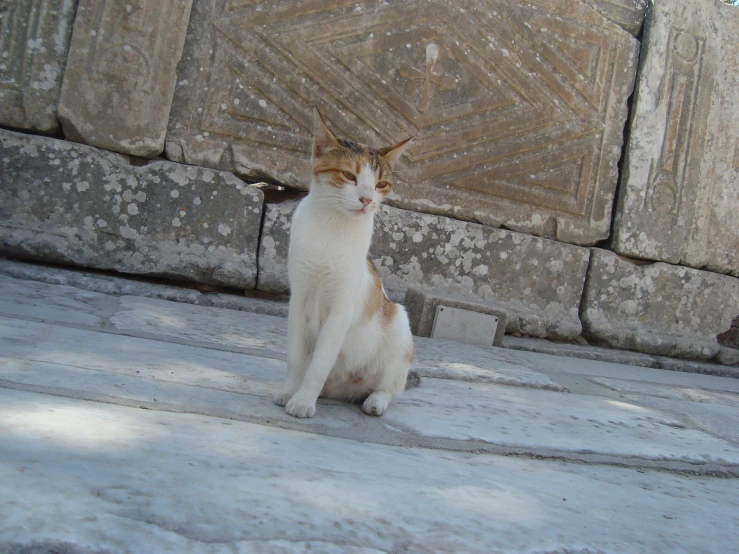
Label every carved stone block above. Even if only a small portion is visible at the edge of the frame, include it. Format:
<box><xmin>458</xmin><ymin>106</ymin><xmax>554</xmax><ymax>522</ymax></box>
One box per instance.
<box><xmin>258</xmin><ymin>200</ymin><xmax>590</xmax><ymax>340</ymax></box>
<box><xmin>0</xmin><ymin>0</ymin><xmax>77</xmax><ymax>132</ymax></box>
<box><xmin>579</xmin><ymin>0</ymin><xmax>648</xmax><ymax>36</ymax></box>
<box><xmin>0</xmin><ymin>129</ymin><xmax>263</xmax><ymax>288</ymax></box>
<box><xmin>58</xmin><ymin>0</ymin><xmax>193</xmax><ymax>157</ymax></box>
<box><xmin>581</xmin><ymin>249</ymin><xmax>739</xmax><ymax>360</ymax></box>
<box><xmin>612</xmin><ymin>0</ymin><xmax>739</xmax><ymax>276</ymax></box>
<box><xmin>167</xmin><ymin>0</ymin><xmax>639</xmax><ymax>245</ymax></box>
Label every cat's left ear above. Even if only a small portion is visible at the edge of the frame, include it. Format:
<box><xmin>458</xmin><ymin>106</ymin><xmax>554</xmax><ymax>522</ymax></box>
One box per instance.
<box><xmin>313</xmin><ymin>107</ymin><xmax>340</xmax><ymax>157</ymax></box>
<box><xmin>378</xmin><ymin>136</ymin><xmax>414</xmax><ymax>165</ymax></box>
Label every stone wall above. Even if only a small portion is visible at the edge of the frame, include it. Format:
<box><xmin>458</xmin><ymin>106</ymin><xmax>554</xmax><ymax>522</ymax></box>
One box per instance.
<box><xmin>0</xmin><ymin>0</ymin><xmax>737</xmax><ymax>365</ymax></box>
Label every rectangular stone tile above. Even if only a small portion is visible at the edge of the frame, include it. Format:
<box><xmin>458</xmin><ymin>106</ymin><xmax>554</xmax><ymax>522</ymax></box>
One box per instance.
<box><xmin>384</xmin><ymin>377</ymin><xmax>739</xmax><ymax>465</ymax></box>
<box><xmin>0</xmin><ymin>129</ymin><xmax>263</xmax><ymax>288</ymax></box>
<box><xmin>167</xmin><ymin>0</ymin><xmax>638</xmax><ymax>245</ymax></box>
<box><xmin>4</xmin><ymin>389</ymin><xmax>739</xmax><ymax>554</ymax></box>
<box><xmin>579</xmin><ymin>0</ymin><xmax>648</xmax><ymax>35</ymax></box>
<box><xmin>258</xmin><ymin>200</ymin><xmax>590</xmax><ymax>339</ymax></box>
<box><xmin>0</xmin><ymin>274</ymin><xmax>108</xmax><ymax>327</ymax></box>
<box><xmin>0</xmin><ymin>0</ymin><xmax>76</xmax><ymax>132</ymax></box>
<box><xmin>581</xmin><ymin>249</ymin><xmax>739</xmax><ymax>360</ymax></box>
<box><xmin>0</xmin><ymin>316</ymin><xmax>288</xmax><ymax>405</ymax></box>
<box><xmin>612</xmin><ymin>0</ymin><xmax>739</xmax><ymax>276</ymax></box>
<box><xmin>503</xmin><ymin>335</ymin><xmax>659</xmax><ymax>368</ymax></box>
<box><xmin>0</xmin><ymin>258</ymin><xmax>290</xmax><ymax>318</ymax></box>
<box><xmin>111</xmin><ymin>296</ymin><xmax>289</xmax><ymax>359</ymax></box>
<box><xmin>57</xmin><ymin>0</ymin><xmax>193</xmax><ymax>157</ymax></box>
<box><xmin>4</xmin><ymin>316</ymin><xmax>739</xmax><ymax>471</ymax></box>
<box><xmin>0</xmin><ymin>320</ymin><xmax>368</xmax><ymax>435</ymax></box>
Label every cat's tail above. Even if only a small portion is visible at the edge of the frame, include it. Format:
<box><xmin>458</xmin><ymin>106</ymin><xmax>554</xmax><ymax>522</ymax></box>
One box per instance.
<box><xmin>405</xmin><ymin>370</ymin><xmax>421</xmax><ymax>390</ymax></box>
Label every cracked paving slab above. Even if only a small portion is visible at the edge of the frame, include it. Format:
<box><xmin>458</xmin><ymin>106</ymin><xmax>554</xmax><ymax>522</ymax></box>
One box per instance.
<box><xmin>0</xmin><ymin>272</ymin><xmax>561</xmax><ymax>390</ymax></box>
<box><xmin>2</xmin><ymin>316</ymin><xmax>739</xmax><ymax>470</ymax></box>
<box><xmin>1</xmin><ymin>388</ymin><xmax>739</xmax><ymax>554</ymax></box>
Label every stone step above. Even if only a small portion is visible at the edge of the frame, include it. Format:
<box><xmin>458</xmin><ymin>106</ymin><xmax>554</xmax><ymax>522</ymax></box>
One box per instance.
<box><xmin>3</xmin><ymin>387</ymin><xmax>738</xmax><ymax>553</ymax></box>
<box><xmin>2</xmin><ymin>316</ymin><xmax>739</xmax><ymax>473</ymax></box>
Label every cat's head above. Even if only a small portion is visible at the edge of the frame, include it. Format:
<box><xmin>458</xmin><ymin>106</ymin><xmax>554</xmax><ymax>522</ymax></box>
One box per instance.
<box><xmin>310</xmin><ymin>108</ymin><xmax>412</xmax><ymax>218</ymax></box>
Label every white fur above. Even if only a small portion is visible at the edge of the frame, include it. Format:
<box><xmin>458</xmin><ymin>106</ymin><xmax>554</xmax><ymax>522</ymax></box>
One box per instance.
<box><xmin>274</xmin><ymin>162</ymin><xmax>414</xmax><ymax>418</ymax></box>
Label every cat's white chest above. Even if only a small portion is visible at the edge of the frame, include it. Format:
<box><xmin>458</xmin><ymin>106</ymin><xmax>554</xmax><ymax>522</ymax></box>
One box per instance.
<box><xmin>287</xmin><ymin>196</ymin><xmax>371</xmax><ymax>323</ymax></box>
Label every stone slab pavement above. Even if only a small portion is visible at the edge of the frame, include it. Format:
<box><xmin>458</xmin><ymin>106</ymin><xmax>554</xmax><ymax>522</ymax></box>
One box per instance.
<box><xmin>1</xmin><ymin>265</ymin><xmax>739</xmax><ymax>552</ymax></box>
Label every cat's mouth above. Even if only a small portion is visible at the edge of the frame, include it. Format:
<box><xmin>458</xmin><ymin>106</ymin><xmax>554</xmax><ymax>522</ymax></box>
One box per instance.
<box><xmin>351</xmin><ymin>207</ymin><xmax>371</xmax><ymax>216</ymax></box>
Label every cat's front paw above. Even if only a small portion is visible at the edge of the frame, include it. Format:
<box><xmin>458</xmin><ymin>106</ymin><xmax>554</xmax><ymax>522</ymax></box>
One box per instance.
<box><xmin>285</xmin><ymin>394</ymin><xmax>316</xmax><ymax>418</ymax></box>
<box><xmin>274</xmin><ymin>389</ymin><xmax>295</xmax><ymax>407</ymax></box>
<box><xmin>363</xmin><ymin>392</ymin><xmax>391</xmax><ymax>416</ymax></box>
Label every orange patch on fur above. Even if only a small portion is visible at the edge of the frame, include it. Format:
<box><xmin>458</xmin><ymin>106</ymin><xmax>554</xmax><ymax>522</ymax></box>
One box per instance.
<box><xmin>365</xmin><ymin>259</ymin><xmax>399</xmax><ymax>327</ymax></box>
<box><xmin>364</xmin><ymin>258</ymin><xmax>384</xmax><ymax>322</ymax></box>
<box><xmin>380</xmin><ymin>297</ymin><xmax>398</xmax><ymax>327</ymax></box>
<box><xmin>313</xmin><ymin>165</ymin><xmax>347</xmax><ymax>188</ymax></box>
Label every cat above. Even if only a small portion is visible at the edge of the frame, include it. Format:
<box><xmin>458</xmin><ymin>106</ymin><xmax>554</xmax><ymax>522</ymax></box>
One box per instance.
<box><xmin>274</xmin><ymin>108</ymin><xmax>416</xmax><ymax>418</ymax></box>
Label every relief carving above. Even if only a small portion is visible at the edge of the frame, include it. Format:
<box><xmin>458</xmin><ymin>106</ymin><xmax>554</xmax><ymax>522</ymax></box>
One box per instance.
<box><xmin>167</xmin><ymin>0</ymin><xmax>639</xmax><ymax>244</ymax></box>
<box><xmin>0</xmin><ymin>0</ymin><xmax>76</xmax><ymax>132</ymax></box>
<box><xmin>398</xmin><ymin>43</ymin><xmax>458</xmax><ymax>113</ymax></box>
<box><xmin>645</xmin><ymin>30</ymin><xmax>705</xmax><ymax>216</ymax></box>
<box><xmin>612</xmin><ymin>0</ymin><xmax>738</xmax><ymax>276</ymax></box>
<box><xmin>58</xmin><ymin>0</ymin><xmax>192</xmax><ymax>157</ymax></box>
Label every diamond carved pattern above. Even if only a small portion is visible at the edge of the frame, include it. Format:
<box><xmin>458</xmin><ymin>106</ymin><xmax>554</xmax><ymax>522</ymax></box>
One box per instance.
<box><xmin>167</xmin><ymin>0</ymin><xmax>638</xmax><ymax>243</ymax></box>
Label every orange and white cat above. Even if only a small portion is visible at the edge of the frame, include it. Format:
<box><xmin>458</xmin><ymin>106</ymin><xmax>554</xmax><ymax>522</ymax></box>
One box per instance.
<box><xmin>274</xmin><ymin>108</ymin><xmax>415</xmax><ymax>418</ymax></box>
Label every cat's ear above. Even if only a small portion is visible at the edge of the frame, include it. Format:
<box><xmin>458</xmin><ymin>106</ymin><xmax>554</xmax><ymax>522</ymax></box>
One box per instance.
<box><xmin>313</xmin><ymin>107</ymin><xmax>340</xmax><ymax>157</ymax></box>
<box><xmin>378</xmin><ymin>136</ymin><xmax>414</xmax><ymax>165</ymax></box>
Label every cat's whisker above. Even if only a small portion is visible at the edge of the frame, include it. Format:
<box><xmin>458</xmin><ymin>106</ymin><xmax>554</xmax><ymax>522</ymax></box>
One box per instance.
<box><xmin>375</xmin><ymin>209</ymin><xmax>390</xmax><ymax>228</ymax></box>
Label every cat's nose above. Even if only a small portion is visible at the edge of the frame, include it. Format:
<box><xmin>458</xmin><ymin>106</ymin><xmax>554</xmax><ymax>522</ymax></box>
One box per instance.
<box><xmin>359</xmin><ymin>197</ymin><xmax>372</xmax><ymax>207</ymax></box>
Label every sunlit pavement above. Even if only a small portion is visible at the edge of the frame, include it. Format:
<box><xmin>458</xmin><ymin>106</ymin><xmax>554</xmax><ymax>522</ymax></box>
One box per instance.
<box><xmin>1</xmin><ymin>262</ymin><xmax>738</xmax><ymax>553</ymax></box>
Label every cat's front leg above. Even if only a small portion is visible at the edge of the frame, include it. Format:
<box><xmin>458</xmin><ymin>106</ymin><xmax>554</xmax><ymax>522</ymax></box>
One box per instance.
<box><xmin>285</xmin><ymin>307</ymin><xmax>352</xmax><ymax>418</ymax></box>
<box><xmin>274</xmin><ymin>294</ymin><xmax>310</xmax><ymax>406</ymax></box>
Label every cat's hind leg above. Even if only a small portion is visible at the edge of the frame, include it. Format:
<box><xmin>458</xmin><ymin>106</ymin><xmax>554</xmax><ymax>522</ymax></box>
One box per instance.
<box><xmin>362</xmin><ymin>303</ymin><xmax>415</xmax><ymax>416</ymax></box>
<box><xmin>362</xmin><ymin>343</ymin><xmax>413</xmax><ymax>417</ymax></box>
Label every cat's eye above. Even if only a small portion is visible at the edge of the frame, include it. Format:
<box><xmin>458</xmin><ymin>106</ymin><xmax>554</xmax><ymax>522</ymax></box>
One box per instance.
<box><xmin>341</xmin><ymin>170</ymin><xmax>356</xmax><ymax>183</ymax></box>
<box><xmin>376</xmin><ymin>181</ymin><xmax>391</xmax><ymax>190</ymax></box>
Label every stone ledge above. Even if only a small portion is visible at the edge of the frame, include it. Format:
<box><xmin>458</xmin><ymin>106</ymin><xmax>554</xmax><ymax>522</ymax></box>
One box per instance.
<box><xmin>581</xmin><ymin>249</ymin><xmax>739</xmax><ymax>360</ymax></box>
<box><xmin>504</xmin><ymin>336</ymin><xmax>659</xmax><ymax>368</ymax></box>
<box><xmin>258</xmin><ymin>200</ymin><xmax>590</xmax><ymax>340</ymax></box>
<box><xmin>0</xmin><ymin>130</ymin><xmax>263</xmax><ymax>288</ymax></box>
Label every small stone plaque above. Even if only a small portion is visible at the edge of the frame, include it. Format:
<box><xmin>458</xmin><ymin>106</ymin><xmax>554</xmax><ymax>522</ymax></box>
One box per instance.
<box><xmin>431</xmin><ymin>306</ymin><xmax>500</xmax><ymax>347</ymax></box>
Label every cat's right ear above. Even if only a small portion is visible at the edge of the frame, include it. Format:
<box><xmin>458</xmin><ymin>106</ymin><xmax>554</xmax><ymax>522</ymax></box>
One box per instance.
<box><xmin>313</xmin><ymin>107</ymin><xmax>340</xmax><ymax>157</ymax></box>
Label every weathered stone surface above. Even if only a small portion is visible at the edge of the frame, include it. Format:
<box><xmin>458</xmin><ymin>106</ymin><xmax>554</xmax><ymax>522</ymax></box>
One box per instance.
<box><xmin>503</xmin><ymin>335</ymin><xmax>659</xmax><ymax>368</ymax></box>
<box><xmin>612</xmin><ymin>0</ymin><xmax>739</xmax><ymax>276</ymax></box>
<box><xmin>653</xmin><ymin>356</ymin><xmax>739</xmax><ymax>379</ymax></box>
<box><xmin>0</xmin><ymin>129</ymin><xmax>263</xmax><ymax>287</ymax></box>
<box><xmin>167</xmin><ymin>0</ymin><xmax>638</xmax><ymax>245</ymax></box>
<box><xmin>0</xmin><ymin>259</ymin><xmax>291</xmax><ymax>318</ymax></box>
<box><xmin>57</xmin><ymin>0</ymin><xmax>193</xmax><ymax>157</ymax></box>
<box><xmin>258</xmin><ymin>201</ymin><xmax>590</xmax><ymax>340</ymax></box>
<box><xmin>715</xmin><ymin>348</ymin><xmax>739</xmax><ymax>368</ymax></box>
<box><xmin>581</xmin><ymin>249</ymin><xmax>739</xmax><ymax>360</ymax></box>
<box><xmin>719</xmin><ymin>315</ymin><xmax>739</xmax><ymax>350</ymax></box>
<box><xmin>404</xmin><ymin>287</ymin><xmax>506</xmax><ymax>346</ymax></box>
<box><xmin>0</xmin><ymin>0</ymin><xmax>76</xmax><ymax>132</ymax></box>
<box><xmin>579</xmin><ymin>0</ymin><xmax>648</xmax><ymax>36</ymax></box>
